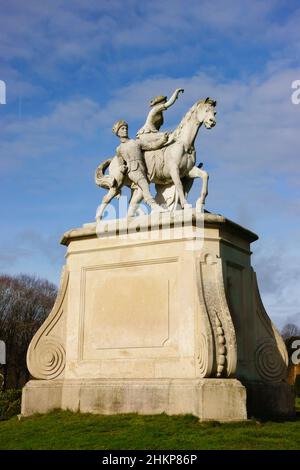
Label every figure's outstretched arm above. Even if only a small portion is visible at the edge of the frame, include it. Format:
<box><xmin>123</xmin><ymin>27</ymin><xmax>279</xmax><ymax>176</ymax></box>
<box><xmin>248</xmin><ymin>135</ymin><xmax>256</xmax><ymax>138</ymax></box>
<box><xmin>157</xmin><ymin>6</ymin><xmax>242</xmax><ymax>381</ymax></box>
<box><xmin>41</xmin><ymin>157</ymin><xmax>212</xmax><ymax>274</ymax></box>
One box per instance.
<box><xmin>164</xmin><ymin>88</ymin><xmax>184</xmax><ymax>109</ymax></box>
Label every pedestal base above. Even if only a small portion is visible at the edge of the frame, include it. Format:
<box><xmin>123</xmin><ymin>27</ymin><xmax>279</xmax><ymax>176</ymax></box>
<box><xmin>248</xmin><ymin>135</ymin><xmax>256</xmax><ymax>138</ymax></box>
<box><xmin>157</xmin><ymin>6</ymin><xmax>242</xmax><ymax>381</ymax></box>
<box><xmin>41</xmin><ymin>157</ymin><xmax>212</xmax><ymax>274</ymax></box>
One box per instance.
<box><xmin>245</xmin><ymin>381</ymin><xmax>295</xmax><ymax>418</ymax></box>
<box><xmin>22</xmin><ymin>378</ymin><xmax>247</xmax><ymax>422</ymax></box>
<box><xmin>22</xmin><ymin>212</ymin><xmax>295</xmax><ymax>420</ymax></box>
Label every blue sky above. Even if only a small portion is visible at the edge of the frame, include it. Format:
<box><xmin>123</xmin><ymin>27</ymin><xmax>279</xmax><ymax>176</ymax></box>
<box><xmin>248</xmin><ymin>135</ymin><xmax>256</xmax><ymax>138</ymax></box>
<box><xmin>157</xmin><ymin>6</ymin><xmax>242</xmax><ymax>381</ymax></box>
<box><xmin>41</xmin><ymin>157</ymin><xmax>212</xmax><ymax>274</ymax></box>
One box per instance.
<box><xmin>0</xmin><ymin>0</ymin><xmax>300</xmax><ymax>328</ymax></box>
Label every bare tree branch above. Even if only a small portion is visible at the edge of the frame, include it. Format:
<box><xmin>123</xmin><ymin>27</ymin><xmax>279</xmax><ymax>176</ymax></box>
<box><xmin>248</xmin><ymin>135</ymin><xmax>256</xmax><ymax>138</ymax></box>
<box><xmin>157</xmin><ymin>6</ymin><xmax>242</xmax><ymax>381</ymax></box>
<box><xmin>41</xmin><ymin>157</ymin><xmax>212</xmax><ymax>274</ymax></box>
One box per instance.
<box><xmin>0</xmin><ymin>274</ymin><xmax>57</xmax><ymax>389</ymax></box>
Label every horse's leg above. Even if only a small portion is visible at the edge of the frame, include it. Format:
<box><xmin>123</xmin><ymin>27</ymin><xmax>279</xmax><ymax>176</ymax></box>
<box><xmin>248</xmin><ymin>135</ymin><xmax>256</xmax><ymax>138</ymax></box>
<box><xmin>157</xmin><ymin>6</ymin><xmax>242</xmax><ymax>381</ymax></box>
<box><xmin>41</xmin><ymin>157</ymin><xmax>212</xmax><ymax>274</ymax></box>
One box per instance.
<box><xmin>187</xmin><ymin>166</ymin><xmax>209</xmax><ymax>210</ymax></box>
<box><xmin>165</xmin><ymin>142</ymin><xmax>192</xmax><ymax>209</ymax></box>
<box><xmin>127</xmin><ymin>187</ymin><xmax>144</xmax><ymax>217</ymax></box>
<box><xmin>155</xmin><ymin>183</ymin><xmax>177</xmax><ymax>210</ymax></box>
<box><xmin>169</xmin><ymin>164</ymin><xmax>191</xmax><ymax>209</ymax></box>
<box><xmin>181</xmin><ymin>176</ymin><xmax>194</xmax><ymax>198</ymax></box>
<box><xmin>95</xmin><ymin>187</ymin><xmax>119</xmax><ymax>220</ymax></box>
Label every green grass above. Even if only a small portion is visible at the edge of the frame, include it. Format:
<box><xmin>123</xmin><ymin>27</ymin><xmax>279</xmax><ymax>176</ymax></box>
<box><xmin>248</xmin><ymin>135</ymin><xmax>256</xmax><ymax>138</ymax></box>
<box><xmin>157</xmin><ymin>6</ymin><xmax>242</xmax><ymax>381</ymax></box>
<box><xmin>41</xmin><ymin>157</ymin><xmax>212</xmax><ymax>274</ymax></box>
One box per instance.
<box><xmin>0</xmin><ymin>389</ymin><xmax>22</xmax><ymax>420</ymax></box>
<box><xmin>0</xmin><ymin>406</ymin><xmax>300</xmax><ymax>450</ymax></box>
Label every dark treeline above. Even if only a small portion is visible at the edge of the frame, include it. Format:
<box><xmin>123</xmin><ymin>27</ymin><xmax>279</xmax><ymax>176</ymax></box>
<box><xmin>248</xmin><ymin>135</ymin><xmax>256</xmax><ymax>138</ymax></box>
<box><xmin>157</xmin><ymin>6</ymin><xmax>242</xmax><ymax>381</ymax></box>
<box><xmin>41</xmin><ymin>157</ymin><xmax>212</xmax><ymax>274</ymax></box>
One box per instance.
<box><xmin>0</xmin><ymin>274</ymin><xmax>57</xmax><ymax>389</ymax></box>
<box><xmin>281</xmin><ymin>323</ymin><xmax>300</xmax><ymax>341</ymax></box>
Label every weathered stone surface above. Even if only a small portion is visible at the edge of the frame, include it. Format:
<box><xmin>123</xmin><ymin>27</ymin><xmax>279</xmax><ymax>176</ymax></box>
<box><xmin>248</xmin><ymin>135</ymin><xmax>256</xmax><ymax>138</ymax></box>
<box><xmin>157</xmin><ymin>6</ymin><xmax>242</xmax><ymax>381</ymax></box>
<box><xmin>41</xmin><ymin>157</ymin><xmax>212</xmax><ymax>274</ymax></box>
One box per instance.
<box><xmin>95</xmin><ymin>97</ymin><xmax>217</xmax><ymax>218</ymax></box>
<box><xmin>22</xmin><ymin>378</ymin><xmax>247</xmax><ymax>422</ymax></box>
<box><xmin>22</xmin><ymin>211</ymin><xmax>294</xmax><ymax>419</ymax></box>
<box><xmin>245</xmin><ymin>381</ymin><xmax>295</xmax><ymax>418</ymax></box>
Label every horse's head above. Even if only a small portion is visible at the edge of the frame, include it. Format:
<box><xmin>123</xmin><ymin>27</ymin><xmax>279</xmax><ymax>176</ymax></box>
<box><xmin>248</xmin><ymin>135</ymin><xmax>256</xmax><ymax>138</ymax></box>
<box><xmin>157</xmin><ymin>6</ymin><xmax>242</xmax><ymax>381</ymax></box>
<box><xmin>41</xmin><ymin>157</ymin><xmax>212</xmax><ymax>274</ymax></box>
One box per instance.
<box><xmin>198</xmin><ymin>97</ymin><xmax>217</xmax><ymax>129</ymax></box>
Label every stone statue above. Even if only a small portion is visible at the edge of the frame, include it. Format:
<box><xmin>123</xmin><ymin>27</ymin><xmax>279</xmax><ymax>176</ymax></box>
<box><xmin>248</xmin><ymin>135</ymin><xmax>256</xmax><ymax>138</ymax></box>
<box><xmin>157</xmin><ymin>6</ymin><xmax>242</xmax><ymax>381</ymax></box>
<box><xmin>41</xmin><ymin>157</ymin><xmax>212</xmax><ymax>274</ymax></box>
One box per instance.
<box><xmin>22</xmin><ymin>88</ymin><xmax>294</xmax><ymax>422</ymax></box>
<box><xmin>136</xmin><ymin>88</ymin><xmax>184</xmax><ymax>149</ymax></box>
<box><xmin>112</xmin><ymin>119</ymin><xmax>163</xmax><ymax>213</ymax></box>
<box><xmin>95</xmin><ymin>93</ymin><xmax>217</xmax><ymax>220</ymax></box>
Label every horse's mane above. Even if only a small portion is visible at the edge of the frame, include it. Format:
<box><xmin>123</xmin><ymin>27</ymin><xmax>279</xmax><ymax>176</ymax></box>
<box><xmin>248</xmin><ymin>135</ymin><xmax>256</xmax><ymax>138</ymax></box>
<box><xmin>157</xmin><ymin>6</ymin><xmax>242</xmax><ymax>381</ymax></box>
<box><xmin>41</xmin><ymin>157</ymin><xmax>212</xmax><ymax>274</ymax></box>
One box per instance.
<box><xmin>171</xmin><ymin>98</ymin><xmax>216</xmax><ymax>140</ymax></box>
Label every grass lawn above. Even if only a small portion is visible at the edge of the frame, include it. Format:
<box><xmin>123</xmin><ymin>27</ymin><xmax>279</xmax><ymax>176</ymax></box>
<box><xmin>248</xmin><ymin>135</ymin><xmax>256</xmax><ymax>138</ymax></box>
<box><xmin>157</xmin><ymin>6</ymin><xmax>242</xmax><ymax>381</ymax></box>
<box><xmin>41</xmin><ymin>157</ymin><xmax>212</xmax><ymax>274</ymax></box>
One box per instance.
<box><xmin>0</xmin><ymin>398</ymin><xmax>299</xmax><ymax>450</ymax></box>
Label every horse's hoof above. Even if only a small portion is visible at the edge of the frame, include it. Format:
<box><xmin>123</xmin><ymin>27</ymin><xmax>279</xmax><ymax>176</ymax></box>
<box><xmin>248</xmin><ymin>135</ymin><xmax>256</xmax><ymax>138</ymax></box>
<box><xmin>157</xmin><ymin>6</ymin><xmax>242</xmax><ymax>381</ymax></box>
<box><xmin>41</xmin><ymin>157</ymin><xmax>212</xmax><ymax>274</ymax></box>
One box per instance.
<box><xmin>151</xmin><ymin>204</ymin><xmax>167</xmax><ymax>213</ymax></box>
<box><xmin>196</xmin><ymin>202</ymin><xmax>204</xmax><ymax>213</ymax></box>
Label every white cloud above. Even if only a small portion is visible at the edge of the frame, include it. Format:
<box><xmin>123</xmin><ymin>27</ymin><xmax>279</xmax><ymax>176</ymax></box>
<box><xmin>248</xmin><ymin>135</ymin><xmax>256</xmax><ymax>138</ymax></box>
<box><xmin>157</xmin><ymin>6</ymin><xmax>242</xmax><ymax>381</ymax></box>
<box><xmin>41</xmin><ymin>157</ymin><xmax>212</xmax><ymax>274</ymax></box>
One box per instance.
<box><xmin>1</xmin><ymin>0</ymin><xmax>299</xmax><ymax>86</ymax></box>
<box><xmin>2</xmin><ymin>63</ymin><xmax>300</xmax><ymax>181</ymax></box>
<box><xmin>1</xmin><ymin>0</ymin><xmax>300</xmax><ymax>327</ymax></box>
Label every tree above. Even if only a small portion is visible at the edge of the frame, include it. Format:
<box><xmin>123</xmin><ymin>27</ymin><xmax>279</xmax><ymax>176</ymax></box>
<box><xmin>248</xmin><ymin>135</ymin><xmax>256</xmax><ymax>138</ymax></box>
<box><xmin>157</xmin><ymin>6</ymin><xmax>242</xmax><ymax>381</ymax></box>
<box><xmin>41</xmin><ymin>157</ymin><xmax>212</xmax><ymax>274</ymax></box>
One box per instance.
<box><xmin>0</xmin><ymin>274</ymin><xmax>57</xmax><ymax>389</ymax></box>
<box><xmin>281</xmin><ymin>323</ymin><xmax>300</xmax><ymax>341</ymax></box>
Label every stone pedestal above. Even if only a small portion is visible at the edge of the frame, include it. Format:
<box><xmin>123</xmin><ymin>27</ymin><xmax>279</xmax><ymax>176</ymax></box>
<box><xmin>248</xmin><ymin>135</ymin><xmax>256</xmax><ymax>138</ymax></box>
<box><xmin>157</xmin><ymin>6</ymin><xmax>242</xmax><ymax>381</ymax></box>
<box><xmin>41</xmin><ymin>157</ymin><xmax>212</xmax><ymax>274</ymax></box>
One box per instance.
<box><xmin>21</xmin><ymin>210</ymin><xmax>294</xmax><ymax>420</ymax></box>
<box><xmin>22</xmin><ymin>378</ymin><xmax>247</xmax><ymax>421</ymax></box>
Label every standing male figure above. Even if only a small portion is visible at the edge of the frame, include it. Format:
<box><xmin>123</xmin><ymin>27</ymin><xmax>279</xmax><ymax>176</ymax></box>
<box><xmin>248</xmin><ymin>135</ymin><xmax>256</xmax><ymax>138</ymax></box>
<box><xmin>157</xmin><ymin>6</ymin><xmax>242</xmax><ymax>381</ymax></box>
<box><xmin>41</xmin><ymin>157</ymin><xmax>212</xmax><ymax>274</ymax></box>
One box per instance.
<box><xmin>112</xmin><ymin>120</ymin><xmax>163</xmax><ymax>213</ymax></box>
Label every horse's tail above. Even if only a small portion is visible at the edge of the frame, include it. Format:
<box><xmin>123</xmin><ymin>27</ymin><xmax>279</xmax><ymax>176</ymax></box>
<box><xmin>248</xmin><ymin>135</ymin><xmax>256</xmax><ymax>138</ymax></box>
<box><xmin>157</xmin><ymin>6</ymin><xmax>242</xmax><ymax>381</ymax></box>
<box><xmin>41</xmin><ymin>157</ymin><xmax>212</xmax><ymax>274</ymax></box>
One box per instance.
<box><xmin>95</xmin><ymin>158</ymin><xmax>115</xmax><ymax>189</ymax></box>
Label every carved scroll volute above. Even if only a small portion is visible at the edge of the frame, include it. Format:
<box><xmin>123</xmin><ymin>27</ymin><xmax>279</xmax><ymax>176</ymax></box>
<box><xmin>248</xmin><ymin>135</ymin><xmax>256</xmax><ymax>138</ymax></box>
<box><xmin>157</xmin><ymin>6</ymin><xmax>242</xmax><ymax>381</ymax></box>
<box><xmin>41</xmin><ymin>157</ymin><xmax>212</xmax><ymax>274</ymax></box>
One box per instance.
<box><xmin>195</xmin><ymin>254</ymin><xmax>215</xmax><ymax>377</ymax></box>
<box><xmin>196</xmin><ymin>253</ymin><xmax>237</xmax><ymax>378</ymax></box>
<box><xmin>27</xmin><ymin>267</ymin><xmax>69</xmax><ymax>380</ymax></box>
<box><xmin>215</xmin><ymin>258</ymin><xmax>237</xmax><ymax>377</ymax></box>
<box><xmin>252</xmin><ymin>269</ymin><xmax>288</xmax><ymax>383</ymax></box>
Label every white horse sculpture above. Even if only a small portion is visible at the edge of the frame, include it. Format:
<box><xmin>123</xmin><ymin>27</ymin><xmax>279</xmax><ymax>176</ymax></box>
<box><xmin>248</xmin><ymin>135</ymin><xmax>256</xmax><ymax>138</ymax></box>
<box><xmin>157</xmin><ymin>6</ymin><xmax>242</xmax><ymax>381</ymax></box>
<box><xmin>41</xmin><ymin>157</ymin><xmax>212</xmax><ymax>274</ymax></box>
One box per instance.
<box><xmin>95</xmin><ymin>97</ymin><xmax>216</xmax><ymax>219</ymax></box>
